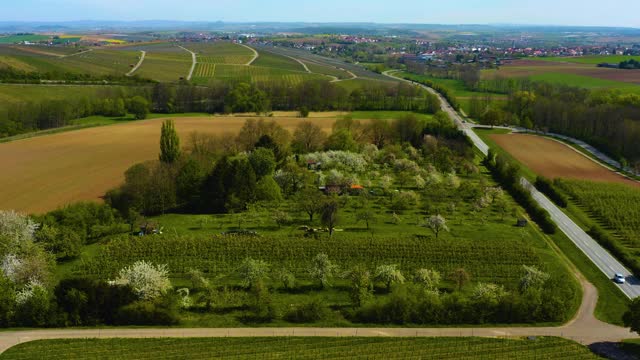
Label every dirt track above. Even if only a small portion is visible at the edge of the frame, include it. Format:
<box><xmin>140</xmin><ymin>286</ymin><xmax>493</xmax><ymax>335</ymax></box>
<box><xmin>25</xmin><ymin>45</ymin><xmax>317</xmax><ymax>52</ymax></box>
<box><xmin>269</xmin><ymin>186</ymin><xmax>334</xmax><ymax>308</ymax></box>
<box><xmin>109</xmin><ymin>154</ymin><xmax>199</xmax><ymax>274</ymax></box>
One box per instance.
<box><xmin>490</xmin><ymin>134</ymin><xmax>640</xmax><ymax>187</ymax></box>
<box><xmin>0</xmin><ymin>116</ymin><xmax>336</xmax><ymax>214</ymax></box>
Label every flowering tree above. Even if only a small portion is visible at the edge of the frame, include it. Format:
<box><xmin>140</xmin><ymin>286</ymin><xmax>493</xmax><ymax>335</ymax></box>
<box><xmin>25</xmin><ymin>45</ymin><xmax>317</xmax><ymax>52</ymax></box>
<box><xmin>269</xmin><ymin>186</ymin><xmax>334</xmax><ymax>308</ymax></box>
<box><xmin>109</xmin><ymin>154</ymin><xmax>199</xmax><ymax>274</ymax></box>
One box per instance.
<box><xmin>0</xmin><ymin>210</ymin><xmax>39</xmax><ymax>249</ymax></box>
<box><xmin>472</xmin><ymin>283</ymin><xmax>508</xmax><ymax>304</ymax></box>
<box><xmin>308</xmin><ymin>253</ymin><xmax>339</xmax><ymax>289</ymax></box>
<box><xmin>238</xmin><ymin>258</ymin><xmax>270</xmax><ymax>289</ymax></box>
<box><xmin>112</xmin><ymin>260</ymin><xmax>172</xmax><ymax>301</ymax></box>
<box><xmin>374</xmin><ymin>264</ymin><xmax>405</xmax><ymax>291</ymax></box>
<box><xmin>424</xmin><ymin>215</ymin><xmax>449</xmax><ymax>239</ymax></box>
<box><xmin>519</xmin><ymin>265</ymin><xmax>550</xmax><ymax>292</ymax></box>
<box><xmin>414</xmin><ymin>269</ymin><xmax>441</xmax><ymax>291</ymax></box>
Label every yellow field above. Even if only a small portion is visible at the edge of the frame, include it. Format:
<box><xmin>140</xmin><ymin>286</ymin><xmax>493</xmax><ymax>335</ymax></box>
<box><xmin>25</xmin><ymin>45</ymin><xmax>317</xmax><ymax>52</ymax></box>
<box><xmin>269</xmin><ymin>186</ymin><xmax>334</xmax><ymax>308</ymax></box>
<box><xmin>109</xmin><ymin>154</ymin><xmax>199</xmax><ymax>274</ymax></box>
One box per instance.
<box><xmin>0</xmin><ymin>116</ymin><xmax>337</xmax><ymax>214</ymax></box>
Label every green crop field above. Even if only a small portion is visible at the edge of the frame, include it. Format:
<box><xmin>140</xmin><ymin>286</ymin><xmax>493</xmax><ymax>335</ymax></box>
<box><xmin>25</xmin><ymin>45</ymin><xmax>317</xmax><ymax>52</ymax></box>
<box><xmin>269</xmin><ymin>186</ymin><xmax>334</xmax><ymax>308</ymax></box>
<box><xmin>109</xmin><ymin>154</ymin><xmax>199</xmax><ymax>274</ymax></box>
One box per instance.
<box><xmin>556</xmin><ymin>180</ymin><xmax>640</xmax><ymax>263</ymax></box>
<box><xmin>0</xmin><ymin>337</ymin><xmax>598</xmax><ymax>359</ymax></box>
<box><xmin>533</xmin><ymin>55</ymin><xmax>640</xmax><ymax>64</ymax></box>
<box><xmin>135</xmin><ymin>53</ymin><xmax>192</xmax><ymax>81</ymax></box>
<box><xmin>56</xmin><ymin>50</ymin><xmax>141</xmax><ymax>75</ymax></box>
<box><xmin>186</xmin><ymin>42</ymin><xmax>254</xmax><ymax>65</ymax></box>
<box><xmin>73</xmin><ymin>234</ymin><xmax>540</xmax><ymax>285</ymax></box>
<box><xmin>193</xmin><ymin>64</ymin><xmax>325</xmax><ymax>85</ymax></box>
<box><xmin>114</xmin><ymin>42</ymin><xmax>186</xmax><ymax>54</ymax></box>
<box><xmin>0</xmin><ymin>34</ymin><xmax>51</xmax><ymax>44</ymax></box>
<box><xmin>0</xmin><ymin>84</ymin><xmax>141</xmax><ymax>113</ymax></box>
<box><xmin>527</xmin><ymin>73</ymin><xmax>640</xmax><ymax>92</ymax></box>
<box><xmin>253</xmin><ymin>49</ymin><xmax>306</xmax><ymax>71</ymax></box>
<box><xmin>0</xmin><ymin>46</ymin><xmax>71</xmax><ymax>73</ymax></box>
<box><xmin>194</xmin><ymin>62</ymin><xmax>216</xmax><ymax>77</ymax></box>
<box><xmin>303</xmin><ymin>60</ymin><xmax>352</xmax><ymax>79</ymax></box>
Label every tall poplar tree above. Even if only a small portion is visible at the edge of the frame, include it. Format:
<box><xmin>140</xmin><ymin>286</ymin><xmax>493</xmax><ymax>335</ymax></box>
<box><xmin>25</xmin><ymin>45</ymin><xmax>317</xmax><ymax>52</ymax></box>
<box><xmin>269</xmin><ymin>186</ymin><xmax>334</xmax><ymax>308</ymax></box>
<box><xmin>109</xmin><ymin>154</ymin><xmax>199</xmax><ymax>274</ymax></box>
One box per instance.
<box><xmin>159</xmin><ymin>119</ymin><xmax>181</xmax><ymax>163</ymax></box>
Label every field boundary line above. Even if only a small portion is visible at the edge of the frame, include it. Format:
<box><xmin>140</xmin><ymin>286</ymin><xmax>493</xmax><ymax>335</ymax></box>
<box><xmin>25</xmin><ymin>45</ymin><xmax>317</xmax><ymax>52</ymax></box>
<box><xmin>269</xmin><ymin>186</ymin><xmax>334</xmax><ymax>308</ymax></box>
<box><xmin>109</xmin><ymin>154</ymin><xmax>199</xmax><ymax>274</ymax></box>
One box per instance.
<box><xmin>178</xmin><ymin>45</ymin><xmax>197</xmax><ymax>80</ymax></box>
<box><xmin>286</xmin><ymin>56</ymin><xmax>311</xmax><ymax>73</ymax></box>
<box><xmin>126</xmin><ymin>51</ymin><xmax>146</xmax><ymax>76</ymax></box>
<box><xmin>60</xmin><ymin>48</ymin><xmax>93</xmax><ymax>58</ymax></box>
<box><xmin>239</xmin><ymin>44</ymin><xmax>259</xmax><ymax>65</ymax></box>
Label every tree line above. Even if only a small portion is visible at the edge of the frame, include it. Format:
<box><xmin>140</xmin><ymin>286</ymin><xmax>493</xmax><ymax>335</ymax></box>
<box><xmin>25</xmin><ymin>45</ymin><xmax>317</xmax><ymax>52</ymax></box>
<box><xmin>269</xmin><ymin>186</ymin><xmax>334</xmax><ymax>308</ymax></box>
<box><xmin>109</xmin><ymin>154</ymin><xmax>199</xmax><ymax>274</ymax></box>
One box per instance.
<box><xmin>1</xmin><ymin>79</ymin><xmax>441</xmax><ymax>139</ymax></box>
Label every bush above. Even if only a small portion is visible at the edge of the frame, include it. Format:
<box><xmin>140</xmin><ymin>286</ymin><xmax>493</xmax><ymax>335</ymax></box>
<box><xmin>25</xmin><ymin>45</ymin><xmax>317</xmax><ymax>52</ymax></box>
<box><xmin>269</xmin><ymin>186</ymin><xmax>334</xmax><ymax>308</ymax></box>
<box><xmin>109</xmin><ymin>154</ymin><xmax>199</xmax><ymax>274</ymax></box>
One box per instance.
<box><xmin>36</xmin><ymin>225</ymin><xmax>82</xmax><ymax>261</ymax></box>
<box><xmin>37</xmin><ymin>202</ymin><xmax>125</xmax><ymax>244</ymax></box>
<box><xmin>115</xmin><ymin>301</ymin><xmax>179</xmax><ymax>325</ymax></box>
<box><xmin>535</xmin><ymin>177</ymin><xmax>568</xmax><ymax>208</ymax></box>
<box><xmin>285</xmin><ymin>298</ymin><xmax>330</xmax><ymax>323</ymax></box>
<box><xmin>484</xmin><ymin>152</ymin><xmax>557</xmax><ymax>234</ymax></box>
<box><xmin>54</xmin><ymin>278</ymin><xmax>137</xmax><ymax>326</ymax></box>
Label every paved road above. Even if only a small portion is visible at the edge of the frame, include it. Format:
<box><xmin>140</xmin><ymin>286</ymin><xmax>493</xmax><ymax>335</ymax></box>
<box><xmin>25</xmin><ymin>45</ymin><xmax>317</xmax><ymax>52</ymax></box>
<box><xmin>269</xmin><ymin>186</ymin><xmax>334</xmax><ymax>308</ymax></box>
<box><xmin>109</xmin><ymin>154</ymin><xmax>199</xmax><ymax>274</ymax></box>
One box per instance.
<box><xmin>523</xmin><ymin>179</ymin><xmax>640</xmax><ymax>298</ymax></box>
<box><xmin>125</xmin><ymin>51</ymin><xmax>146</xmax><ymax>77</ymax></box>
<box><xmin>178</xmin><ymin>45</ymin><xmax>197</xmax><ymax>80</ymax></box>
<box><xmin>382</xmin><ymin>70</ymin><xmax>640</xmax><ymax>300</ymax></box>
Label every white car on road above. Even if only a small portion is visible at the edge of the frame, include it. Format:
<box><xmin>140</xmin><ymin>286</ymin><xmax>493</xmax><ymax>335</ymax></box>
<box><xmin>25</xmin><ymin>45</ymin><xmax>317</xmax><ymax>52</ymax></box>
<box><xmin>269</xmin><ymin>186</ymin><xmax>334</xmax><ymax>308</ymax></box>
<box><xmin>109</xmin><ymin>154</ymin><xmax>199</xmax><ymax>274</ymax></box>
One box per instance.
<box><xmin>614</xmin><ymin>273</ymin><xmax>626</xmax><ymax>284</ymax></box>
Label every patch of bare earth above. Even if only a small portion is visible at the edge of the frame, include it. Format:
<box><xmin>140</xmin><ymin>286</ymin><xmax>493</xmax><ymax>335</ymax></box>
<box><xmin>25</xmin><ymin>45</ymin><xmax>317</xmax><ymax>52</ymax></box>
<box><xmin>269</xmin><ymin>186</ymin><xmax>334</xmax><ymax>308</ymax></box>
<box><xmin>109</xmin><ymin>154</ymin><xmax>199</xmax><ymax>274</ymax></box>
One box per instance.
<box><xmin>490</xmin><ymin>133</ymin><xmax>640</xmax><ymax>188</ymax></box>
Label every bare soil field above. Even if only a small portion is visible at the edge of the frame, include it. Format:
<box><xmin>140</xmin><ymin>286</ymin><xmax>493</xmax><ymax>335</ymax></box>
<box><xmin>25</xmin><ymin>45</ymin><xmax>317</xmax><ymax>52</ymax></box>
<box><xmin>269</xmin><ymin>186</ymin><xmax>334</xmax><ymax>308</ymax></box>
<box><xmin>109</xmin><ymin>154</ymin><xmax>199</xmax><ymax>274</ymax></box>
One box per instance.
<box><xmin>490</xmin><ymin>133</ymin><xmax>640</xmax><ymax>187</ymax></box>
<box><xmin>491</xmin><ymin>59</ymin><xmax>640</xmax><ymax>84</ymax></box>
<box><xmin>0</xmin><ymin>116</ymin><xmax>337</xmax><ymax>214</ymax></box>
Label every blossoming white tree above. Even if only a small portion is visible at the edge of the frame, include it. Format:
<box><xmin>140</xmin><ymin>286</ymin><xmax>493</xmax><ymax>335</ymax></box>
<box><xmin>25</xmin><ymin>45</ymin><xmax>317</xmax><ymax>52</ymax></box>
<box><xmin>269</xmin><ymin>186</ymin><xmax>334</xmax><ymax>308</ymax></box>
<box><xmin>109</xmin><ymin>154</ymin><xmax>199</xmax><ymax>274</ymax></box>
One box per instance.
<box><xmin>375</xmin><ymin>264</ymin><xmax>405</xmax><ymax>291</ymax></box>
<box><xmin>424</xmin><ymin>215</ymin><xmax>449</xmax><ymax>239</ymax></box>
<box><xmin>112</xmin><ymin>260</ymin><xmax>172</xmax><ymax>301</ymax></box>
<box><xmin>0</xmin><ymin>210</ymin><xmax>39</xmax><ymax>247</ymax></box>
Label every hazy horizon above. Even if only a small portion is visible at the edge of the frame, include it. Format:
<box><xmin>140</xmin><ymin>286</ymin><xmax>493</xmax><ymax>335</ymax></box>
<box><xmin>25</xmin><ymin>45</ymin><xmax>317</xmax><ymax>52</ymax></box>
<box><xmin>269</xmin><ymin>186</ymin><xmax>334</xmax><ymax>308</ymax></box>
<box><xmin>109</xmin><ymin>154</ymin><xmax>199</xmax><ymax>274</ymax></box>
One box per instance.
<box><xmin>2</xmin><ymin>0</ymin><xmax>639</xmax><ymax>28</ymax></box>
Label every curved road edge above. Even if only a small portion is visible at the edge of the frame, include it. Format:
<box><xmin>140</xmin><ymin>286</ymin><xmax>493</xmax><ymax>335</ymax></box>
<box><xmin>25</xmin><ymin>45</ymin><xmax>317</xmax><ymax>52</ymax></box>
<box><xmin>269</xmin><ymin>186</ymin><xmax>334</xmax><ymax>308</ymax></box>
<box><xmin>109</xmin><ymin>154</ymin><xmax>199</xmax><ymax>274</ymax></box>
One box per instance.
<box><xmin>125</xmin><ymin>51</ymin><xmax>146</xmax><ymax>77</ymax></box>
<box><xmin>178</xmin><ymin>45</ymin><xmax>197</xmax><ymax>81</ymax></box>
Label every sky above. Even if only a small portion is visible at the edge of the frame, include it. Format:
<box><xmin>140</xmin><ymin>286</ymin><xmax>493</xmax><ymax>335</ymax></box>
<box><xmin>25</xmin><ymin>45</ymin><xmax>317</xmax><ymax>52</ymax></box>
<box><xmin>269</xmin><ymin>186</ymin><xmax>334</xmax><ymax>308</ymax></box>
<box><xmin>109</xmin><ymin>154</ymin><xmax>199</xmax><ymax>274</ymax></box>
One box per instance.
<box><xmin>2</xmin><ymin>0</ymin><xmax>639</xmax><ymax>28</ymax></box>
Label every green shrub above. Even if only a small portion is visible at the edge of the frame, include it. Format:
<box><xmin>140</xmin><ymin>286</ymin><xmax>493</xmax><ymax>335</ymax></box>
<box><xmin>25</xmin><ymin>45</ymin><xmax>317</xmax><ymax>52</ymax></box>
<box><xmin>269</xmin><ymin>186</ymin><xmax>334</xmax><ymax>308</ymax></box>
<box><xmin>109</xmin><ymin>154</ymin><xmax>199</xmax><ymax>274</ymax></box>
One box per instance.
<box><xmin>115</xmin><ymin>301</ymin><xmax>179</xmax><ymax>326</ymax></box>
<box><xmin>285</xmin><ymin>298</ymin><xmax>330</xmax><ymax>323</ymax></box>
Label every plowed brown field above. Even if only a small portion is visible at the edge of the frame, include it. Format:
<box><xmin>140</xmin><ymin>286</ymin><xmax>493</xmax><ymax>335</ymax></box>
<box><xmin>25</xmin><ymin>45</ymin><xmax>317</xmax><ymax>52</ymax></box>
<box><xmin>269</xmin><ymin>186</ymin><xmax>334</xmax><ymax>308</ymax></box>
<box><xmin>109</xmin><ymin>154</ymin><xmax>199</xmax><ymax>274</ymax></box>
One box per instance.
<box><xmin>0</xmin><ymin>116</ymin><xmax>336</xmax><ymax>214</ymax></box>
<box><xmin>490</xmin><ymin>133</ymin><xmax>640</xmax><ymax>187</ymax></box>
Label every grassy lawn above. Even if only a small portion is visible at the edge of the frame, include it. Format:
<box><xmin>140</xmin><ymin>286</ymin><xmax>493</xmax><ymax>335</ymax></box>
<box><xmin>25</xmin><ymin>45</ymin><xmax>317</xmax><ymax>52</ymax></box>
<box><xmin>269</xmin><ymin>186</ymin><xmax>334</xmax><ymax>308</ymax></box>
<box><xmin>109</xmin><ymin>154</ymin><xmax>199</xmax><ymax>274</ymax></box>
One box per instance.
<box><xmin>0</xmin><ymin>337</ymin><xmax>599</xmax><ymax>359</ymax></box>
<box><xmin>473</xmin><ymin>128</ymin><xmax>630</xmax><ymax>325</ymax></box>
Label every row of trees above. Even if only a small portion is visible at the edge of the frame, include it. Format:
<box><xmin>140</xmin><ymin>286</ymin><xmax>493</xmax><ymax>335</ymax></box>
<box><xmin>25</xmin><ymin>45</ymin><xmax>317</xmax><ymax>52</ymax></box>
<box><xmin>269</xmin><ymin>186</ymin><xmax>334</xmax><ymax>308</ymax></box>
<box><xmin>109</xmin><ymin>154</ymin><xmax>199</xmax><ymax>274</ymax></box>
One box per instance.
<box><xmin>1</xmin><ymin>94</ymin><xmax>150</xmax><ymax>137</ymax></box>
<box><xmin>2</xmin><ymin>79</ymin><xmax>441</xmax><ymax>139</ymax></box>
<box><xmin>484</xmin><ymin>150</ymin><xmax>557</xmax><ymax>234</ymax></box>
